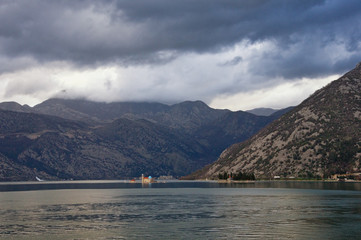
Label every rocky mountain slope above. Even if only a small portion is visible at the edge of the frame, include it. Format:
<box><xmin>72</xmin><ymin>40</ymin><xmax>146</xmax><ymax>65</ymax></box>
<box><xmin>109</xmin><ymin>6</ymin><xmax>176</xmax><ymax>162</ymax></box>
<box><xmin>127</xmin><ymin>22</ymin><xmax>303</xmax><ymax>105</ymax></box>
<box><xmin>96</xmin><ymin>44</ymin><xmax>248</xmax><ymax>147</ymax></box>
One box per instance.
<box><xmin>0</xmin><ymin>110</ymin><xmax>210</xmax><ymax>180</ymax></box>
<box><xmin>189</xmin><ymin>63</ymin><xmax>361</xmax><ymax>180</ymax></box>
<box><xmin>0</xmin><ymin>99</ymin><xmax>291</xmax><ymax>181</ymax></box>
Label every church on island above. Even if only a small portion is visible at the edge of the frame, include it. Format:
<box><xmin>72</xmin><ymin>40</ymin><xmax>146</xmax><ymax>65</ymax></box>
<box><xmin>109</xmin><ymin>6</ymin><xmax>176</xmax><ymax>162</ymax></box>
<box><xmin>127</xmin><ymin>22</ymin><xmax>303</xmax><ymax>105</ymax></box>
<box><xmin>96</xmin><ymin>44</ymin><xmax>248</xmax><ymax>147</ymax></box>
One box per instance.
<box><xmin>141</xmin><ymin>174</ymin><xmax>156</xmax><ymax>183</ymax></box>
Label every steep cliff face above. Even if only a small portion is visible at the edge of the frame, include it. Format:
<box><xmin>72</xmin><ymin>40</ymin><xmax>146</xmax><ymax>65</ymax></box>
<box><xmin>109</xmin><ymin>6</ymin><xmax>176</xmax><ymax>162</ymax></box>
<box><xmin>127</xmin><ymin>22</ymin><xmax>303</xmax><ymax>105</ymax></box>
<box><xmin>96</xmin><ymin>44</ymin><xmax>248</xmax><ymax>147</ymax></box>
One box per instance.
<box><xmin>191</xmin><ymin>63</ymin><xmax>361</xmax><ymax>179</ymax></box>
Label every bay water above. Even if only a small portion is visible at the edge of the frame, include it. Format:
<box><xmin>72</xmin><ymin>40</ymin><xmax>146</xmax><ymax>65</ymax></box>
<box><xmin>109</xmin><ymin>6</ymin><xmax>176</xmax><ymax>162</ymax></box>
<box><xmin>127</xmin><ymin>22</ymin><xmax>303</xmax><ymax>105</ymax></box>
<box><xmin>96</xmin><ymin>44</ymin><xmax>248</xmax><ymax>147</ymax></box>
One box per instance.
<box><xmin>0</xmin><ymin>181</ymin><xmax>361</xmax><ymax>239</ymax></box>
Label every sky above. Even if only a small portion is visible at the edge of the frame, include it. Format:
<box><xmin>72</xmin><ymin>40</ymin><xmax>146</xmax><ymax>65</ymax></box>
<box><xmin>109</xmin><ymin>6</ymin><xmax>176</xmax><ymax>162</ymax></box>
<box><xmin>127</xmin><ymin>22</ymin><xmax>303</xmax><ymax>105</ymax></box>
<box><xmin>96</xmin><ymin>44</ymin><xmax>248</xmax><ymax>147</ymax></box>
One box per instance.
<box><xmin>0</xmin><ymin>0</ymin><xmax>361</xmax><ymax>111</ymax></box>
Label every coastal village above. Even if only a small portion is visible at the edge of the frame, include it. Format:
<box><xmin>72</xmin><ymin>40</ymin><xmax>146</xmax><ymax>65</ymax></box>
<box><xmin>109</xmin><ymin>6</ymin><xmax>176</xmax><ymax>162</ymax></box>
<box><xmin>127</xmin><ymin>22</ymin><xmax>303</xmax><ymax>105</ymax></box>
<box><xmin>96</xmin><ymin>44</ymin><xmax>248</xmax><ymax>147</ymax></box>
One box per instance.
<box><xmin>128</xmin><ymin>172</ymin><xmax>361</xmax><ymax>183</ymax></box>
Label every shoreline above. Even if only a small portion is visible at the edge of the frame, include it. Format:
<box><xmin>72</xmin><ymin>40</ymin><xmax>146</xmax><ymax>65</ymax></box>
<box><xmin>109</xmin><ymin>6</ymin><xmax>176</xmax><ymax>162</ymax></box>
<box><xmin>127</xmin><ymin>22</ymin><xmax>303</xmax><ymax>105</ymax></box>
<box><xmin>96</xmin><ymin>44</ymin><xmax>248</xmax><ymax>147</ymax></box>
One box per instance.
<box><xmin>213</xmin><ymin>179</ymin><xmax>361</xmax><ymax>183</ymax></box>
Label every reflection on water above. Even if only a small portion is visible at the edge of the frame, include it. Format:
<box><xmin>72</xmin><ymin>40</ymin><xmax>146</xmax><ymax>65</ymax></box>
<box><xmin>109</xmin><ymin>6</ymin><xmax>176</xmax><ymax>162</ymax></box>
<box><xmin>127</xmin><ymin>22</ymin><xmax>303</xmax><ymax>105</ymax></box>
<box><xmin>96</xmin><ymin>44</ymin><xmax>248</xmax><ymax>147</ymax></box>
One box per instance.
<box><xmin>0</xmin><ymin>181</ymin><xmax>361</xmax><ymax>239</ymax></box>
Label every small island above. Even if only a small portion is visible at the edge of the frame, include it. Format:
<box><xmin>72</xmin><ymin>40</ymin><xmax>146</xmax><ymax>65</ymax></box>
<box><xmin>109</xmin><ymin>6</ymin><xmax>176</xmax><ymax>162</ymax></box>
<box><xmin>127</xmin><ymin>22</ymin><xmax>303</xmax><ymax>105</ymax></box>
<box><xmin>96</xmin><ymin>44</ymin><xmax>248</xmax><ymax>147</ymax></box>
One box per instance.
<box><xmin>141</xmin><ymin>174</ymin><xmax>156</xmax><ymax>184</ymax></box>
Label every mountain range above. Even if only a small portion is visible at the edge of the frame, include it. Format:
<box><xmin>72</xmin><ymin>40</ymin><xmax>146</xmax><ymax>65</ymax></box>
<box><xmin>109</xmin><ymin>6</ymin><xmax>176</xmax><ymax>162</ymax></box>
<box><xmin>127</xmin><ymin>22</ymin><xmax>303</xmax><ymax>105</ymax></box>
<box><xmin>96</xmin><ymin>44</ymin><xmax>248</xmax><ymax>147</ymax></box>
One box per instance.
<box><xmin>188</xmin><ymin>63</ymin><xmax>361</xmax><ymax>180</ymax></box>
<box><xmin>0</xmin><ymin>98</ymin><xmax>290</xmax><ymax>181</ymax></box>
<box><xmin>4</xmin><ymin>62</ymin><xmax>359</xmax><ymax>182</ymax></box>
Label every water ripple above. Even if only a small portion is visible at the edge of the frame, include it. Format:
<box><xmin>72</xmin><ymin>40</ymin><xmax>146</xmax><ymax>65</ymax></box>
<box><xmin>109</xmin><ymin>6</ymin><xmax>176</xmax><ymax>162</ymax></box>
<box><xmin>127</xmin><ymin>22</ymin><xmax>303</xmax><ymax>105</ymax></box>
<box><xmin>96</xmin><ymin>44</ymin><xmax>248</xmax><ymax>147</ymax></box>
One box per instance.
<box><xmin>1</xmin><ymin>184</ymin><xmax>361</xmax><ymax>239</ymax></box>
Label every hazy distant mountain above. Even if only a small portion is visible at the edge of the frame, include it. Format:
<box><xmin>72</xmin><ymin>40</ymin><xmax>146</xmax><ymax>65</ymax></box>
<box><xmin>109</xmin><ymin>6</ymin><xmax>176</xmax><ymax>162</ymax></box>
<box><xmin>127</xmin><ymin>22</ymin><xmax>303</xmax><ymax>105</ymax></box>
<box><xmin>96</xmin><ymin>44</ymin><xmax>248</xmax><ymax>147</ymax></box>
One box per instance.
<box><xmin>188</xmin><ymin>63</ymin><xmax>361</xmax><ymax>180</ymax></box>
<box><xmin>246</xmin><ymin>108</ymin><xmax>279</xmax><ymax>116</ymax></box>
<box><xmin>0</xmin><ymin>99</ymin><xmax>291</xmax><ymax>181</ymax></box>
<box><xmin>193</xmin><ymin>111</ymin><xmax>271</xmax><ymax>157</ymax></box>
<box><xmin>269</xmin><ymin>106</ymin><xmax>294</xmax><ymax>119</ymax></box>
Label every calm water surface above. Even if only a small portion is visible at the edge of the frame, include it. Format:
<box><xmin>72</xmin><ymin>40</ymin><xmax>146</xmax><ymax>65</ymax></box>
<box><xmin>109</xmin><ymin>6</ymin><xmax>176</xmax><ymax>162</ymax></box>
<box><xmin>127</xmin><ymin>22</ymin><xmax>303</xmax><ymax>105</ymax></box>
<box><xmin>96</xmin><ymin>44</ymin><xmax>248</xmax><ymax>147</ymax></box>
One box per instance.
<box><xmin>0</xmin><ymin>181</ymin><xmax>361</xmax><ymax>239</ymax></box>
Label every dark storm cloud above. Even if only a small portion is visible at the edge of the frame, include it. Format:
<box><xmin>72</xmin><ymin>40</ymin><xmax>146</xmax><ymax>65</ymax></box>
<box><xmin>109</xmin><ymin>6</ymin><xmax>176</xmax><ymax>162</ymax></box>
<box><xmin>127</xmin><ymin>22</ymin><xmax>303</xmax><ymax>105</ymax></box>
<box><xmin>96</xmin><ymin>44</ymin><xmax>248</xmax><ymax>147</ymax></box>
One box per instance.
<box><xmin>1</xmin><ymin>0</ymin><xmax>361</xmax><ymax>78</ymax></box>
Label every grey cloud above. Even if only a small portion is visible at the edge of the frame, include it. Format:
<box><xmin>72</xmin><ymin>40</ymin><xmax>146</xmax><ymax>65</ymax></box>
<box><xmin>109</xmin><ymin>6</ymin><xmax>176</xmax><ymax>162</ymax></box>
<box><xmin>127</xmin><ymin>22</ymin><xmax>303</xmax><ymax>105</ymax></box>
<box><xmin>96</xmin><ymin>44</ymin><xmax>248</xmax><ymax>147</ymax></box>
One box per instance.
<box><xmin>0</xmin><ymin>56</ymin><xmax>36</xmax><ymax>74</ymax></box>
<box><xmin>0</xmin><ymin>0</ymin><xmax>361</xmax><ymax>79</ymax></box>
<box><xmin>4</xmin><ymin>77</ymin><xmax>55</xmax><ymax>98</ymax></box>
<box><xmin>219</xmin><ymin>56</ymin><xmax>243</xmax><ymax>67</ymax></box>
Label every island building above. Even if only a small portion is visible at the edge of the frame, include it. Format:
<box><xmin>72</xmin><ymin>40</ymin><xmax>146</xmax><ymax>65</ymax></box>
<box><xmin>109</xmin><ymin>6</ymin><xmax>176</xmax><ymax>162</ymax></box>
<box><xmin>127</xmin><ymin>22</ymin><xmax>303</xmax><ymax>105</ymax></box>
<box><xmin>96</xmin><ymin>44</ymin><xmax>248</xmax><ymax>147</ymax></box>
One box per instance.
<box><xmin>142</xmin><ymin>174</ymin><xmax>156</xmax><ymax>183</ymax></box>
